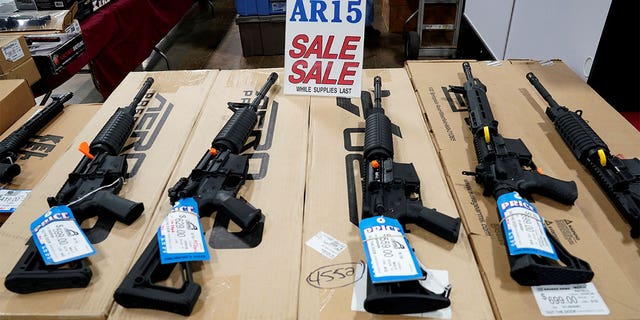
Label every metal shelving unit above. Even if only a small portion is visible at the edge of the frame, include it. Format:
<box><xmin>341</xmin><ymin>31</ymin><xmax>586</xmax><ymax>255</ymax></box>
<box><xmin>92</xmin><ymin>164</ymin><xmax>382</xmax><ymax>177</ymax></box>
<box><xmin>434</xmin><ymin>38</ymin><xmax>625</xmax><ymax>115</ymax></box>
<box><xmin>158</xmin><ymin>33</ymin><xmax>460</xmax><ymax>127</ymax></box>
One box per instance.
<box><xmin>404</xmin><ymin>0</ymin><xmax>464</xmax><ymax>59</ymax></box>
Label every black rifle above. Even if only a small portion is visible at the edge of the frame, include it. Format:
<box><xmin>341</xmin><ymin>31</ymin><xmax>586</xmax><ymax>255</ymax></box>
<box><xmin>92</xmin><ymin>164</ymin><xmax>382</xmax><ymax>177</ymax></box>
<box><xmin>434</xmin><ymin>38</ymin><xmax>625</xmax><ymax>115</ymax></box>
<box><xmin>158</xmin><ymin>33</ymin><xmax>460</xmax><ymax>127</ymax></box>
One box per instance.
<box><xmin>114</xmin><ymin>72</ymin><xmax>277</xmax><ymax>316</ymax></box>
<box><xmin>527</xmin><ymin>72</ymin><xmax>640</xmax><ymax>238</ymax></box>
<box><xmin>0</xmin><ymin>93</ymin><xmax>72</xmax><ymax>184</ymax></box>
<box><xmin>359</xmin><ymin>76</ymin><xmax>460</xmax><ymax>314</ymax></box>
<box><xmin>4</xmin><ymin>78</ymin><xmax>153</xmax><ymax>294</ymax></box>
<box><xmin>449</xmin><ymin>62</ymin><xmax>593</xmax><ymax>285</ymax></box>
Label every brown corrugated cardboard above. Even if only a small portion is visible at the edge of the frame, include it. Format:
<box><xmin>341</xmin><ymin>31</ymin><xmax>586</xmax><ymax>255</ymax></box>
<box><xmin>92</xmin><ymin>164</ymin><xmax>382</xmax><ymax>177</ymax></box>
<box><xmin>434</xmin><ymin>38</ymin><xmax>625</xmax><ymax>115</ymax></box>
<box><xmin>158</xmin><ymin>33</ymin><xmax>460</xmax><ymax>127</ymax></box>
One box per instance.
<box><xmin>0</xmin><ymin>36</ymin><xmax>30</xmax><ymax>74</ymax></box>
<box><xmin>297</xmin><ymin>69</ymin><xmax>494</xmax><ymax>319</ymax></box>
<box><xmin>0</xmin><ymin>103</ymin><xmax>100</xmax><ymax>223</ymax></box>
<box><xmin>0</xmin><ymin>70</ymin><xmax>218</xmax><ymax>319</ymax></box>
<box><xmin>406</xmin><ymin>60</ymin><xmax>640</xmax><ymax>319</ymax></box>
<box><xmin>0</xmin><ymin>79</ymin><xmax>35</xmax><ymax>134</ymax></box>
<box><xmin>108</xmin><ymin>69</ymin><xmax>308</xmax><ymax>319</ymax></box>
<box><xmin>508</xmin><ymin>60</ymin><xmax>640</xmax><ymax>294</ymax></box>
<box><xmin>0</xmin><ymin>58</ymin><xmax>41</xmax><ymax>86</ymax></box>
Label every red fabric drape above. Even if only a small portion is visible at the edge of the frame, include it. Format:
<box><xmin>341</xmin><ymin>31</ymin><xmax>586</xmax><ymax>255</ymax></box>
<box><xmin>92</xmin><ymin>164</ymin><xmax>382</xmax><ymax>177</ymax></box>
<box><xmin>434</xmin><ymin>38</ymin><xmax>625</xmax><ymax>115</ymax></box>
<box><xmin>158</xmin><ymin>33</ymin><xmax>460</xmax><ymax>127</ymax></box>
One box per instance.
<box><xmin>32</xmin><ymin>0</ymin><xmax>193</xmax><ymax>98</ymax></box>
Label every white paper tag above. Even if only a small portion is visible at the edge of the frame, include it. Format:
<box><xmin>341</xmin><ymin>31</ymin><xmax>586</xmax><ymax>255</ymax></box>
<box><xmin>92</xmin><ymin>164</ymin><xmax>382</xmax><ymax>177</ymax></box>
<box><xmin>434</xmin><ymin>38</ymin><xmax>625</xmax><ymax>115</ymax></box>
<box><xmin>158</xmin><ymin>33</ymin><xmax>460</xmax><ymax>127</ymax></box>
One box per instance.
<box><xmin>2</xmin><ymin>40</ymin><xmax>24</xmax><ymax>62</ymax></box>
<box><xmin>532</xmin><ymin>283</ymin><xmax>609</xmax><ymax>316</ymax></box>
<box><xmin>158</xmin><ymin>197</ymin><xmax>209</xmax><ymax>264</ymax></box>
<box><xmin>31</xmin><ymin>206</ymin><xmax>95</xmax><ymax>265</ymax></box>
<box><xmin>305</xmin><ymin>231</ymin><xmax>347</xmax><ymax>259</ymax></box>
<box><xmin>0</xmin><ymin>189</ymin><xmax>31</xmax><ymax>213</ymax></box>
<box><xmin>351</xmin><ymin>263</ymin><xmax>452</xmax><ymax>318</ymax></box>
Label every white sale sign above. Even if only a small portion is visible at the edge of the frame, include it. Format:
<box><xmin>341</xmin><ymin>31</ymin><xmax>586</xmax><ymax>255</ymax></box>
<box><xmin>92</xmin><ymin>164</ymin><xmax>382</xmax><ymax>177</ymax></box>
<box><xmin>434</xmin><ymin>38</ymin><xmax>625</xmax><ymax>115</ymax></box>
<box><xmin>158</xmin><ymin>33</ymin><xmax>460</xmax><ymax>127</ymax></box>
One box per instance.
<box><xmin>284</xmin><ymin>0</ymin><xmax>365</xmax><ymax>98</ymax></box>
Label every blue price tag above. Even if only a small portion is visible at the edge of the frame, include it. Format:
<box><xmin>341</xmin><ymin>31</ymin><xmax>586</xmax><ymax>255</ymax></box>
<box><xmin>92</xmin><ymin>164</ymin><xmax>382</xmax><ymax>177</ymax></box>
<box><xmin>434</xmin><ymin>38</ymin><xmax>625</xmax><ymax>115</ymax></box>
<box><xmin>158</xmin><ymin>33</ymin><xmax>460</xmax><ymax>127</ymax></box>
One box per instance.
<box><xmin>497</xmin><ymin>192</ymin><xmax>558</xmax><ymax>260</ymax></box>
<box><xmin>30</xmin><ymin>205</ymin><xmax>95</xmax><ymax>265</ymax></box>
<box><xmin>359</xmin><ymin>216</ymin><xmax>423</xmax><ymax>284</ymax></box>
<box><xmin>157</xmin><ymin>197</ymin><xmax>210</xmax><ymax>264</ymax></box>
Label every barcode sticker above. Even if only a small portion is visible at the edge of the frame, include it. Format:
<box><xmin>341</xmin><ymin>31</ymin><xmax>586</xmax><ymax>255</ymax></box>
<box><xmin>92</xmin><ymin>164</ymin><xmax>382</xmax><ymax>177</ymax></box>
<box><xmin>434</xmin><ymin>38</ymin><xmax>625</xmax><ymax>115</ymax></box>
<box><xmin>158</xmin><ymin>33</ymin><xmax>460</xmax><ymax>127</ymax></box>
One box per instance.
<box><xmin>2</xmin><ymin>40</ymin><xmax>24</xmax><ymax>62</ymax></box>
<box><xmin>306</xmin><ymin>231</ymin><xmax>347</xmax><ymax>259</ymax></box>
<box><xmin>0</xmin><ymin>189</ymin><xmax>31</xmax><ymax>213</ymax></box>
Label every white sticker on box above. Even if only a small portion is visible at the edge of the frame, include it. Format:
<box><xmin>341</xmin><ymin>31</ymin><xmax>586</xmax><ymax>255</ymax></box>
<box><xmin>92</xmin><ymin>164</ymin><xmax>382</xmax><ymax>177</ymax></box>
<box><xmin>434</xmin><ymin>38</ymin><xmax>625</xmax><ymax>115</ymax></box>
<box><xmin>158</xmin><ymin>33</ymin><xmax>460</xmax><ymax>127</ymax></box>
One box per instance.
<box><xmin>0</xmin><ymin>189</ymin><xmax>31</xmax><ymax>213</ymax></box>
<box><xmin>350</xmin><ymin>263</ymin><xmax>452</xmax><ymax>318</ymax></box>
<box><xmin>532</xmin><ymin>283</ymin><xmax>609</xmax><ymax>316</ymax></box>
<box><xmin>306</xmin><ymin>231</ymin><xmax>347</xmax><ymax>259</ymax></box>
<box><xmin>2</xmin><ymin>40</ymin><xmax>24</xmax><ymax>62</ymax></box>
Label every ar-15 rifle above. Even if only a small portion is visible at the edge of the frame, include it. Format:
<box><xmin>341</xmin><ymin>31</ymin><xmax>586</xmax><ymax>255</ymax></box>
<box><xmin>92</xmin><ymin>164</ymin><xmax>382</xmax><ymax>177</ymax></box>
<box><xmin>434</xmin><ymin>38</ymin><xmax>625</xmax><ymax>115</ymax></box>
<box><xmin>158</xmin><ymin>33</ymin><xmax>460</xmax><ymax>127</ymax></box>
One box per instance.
<box><xmin>449</xmin><ymin>62</ymin><xmax>593</xmax><ymax>285</ymax></box>
<box><xmin>4</xmin><ymin>78</ymin><xmax>153</xmax><ymax>294</ymax></box>
<box><xmin>0</xmin><ymin>93</ymin><xmax>72</xmax><ymax>184</ymax></box>
<box><xmin>527</xmin><ymin>72</ymin><xmax>640</xmax><ymax>238</ymax></box>
<box><xmin>114</xmin><ymin>72</ymin><xmax>278</xmax><ymax>316</ymax></box>
<box><xmin>359</xmin><ymin>76</ymin><xmax>460</xmax><ymax>314</ymax></box>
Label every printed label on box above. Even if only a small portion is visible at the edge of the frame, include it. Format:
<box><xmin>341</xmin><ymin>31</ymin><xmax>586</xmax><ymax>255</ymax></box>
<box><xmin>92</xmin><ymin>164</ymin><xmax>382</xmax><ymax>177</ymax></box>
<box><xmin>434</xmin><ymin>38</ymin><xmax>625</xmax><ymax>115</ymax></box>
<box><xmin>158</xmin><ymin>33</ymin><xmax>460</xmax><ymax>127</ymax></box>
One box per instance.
<box><xmin>306</xmin><ymin>231</ymin><xmax>347</xmax><ymax>259</ymax></box>
<box><xmin>532</xmin><ymin>283</ymin><xmax>609</xmax><ymax>316</ymax></box>
<box><xmin>2</xmin><ymin>40</ymin><xmax>24</xmax><ymax>62</ymax></box>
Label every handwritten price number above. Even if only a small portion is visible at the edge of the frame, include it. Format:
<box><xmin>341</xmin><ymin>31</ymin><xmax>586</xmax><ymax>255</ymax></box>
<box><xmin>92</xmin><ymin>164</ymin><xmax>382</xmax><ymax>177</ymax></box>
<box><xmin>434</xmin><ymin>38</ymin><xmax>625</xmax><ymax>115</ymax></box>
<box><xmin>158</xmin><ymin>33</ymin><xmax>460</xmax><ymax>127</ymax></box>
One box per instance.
<box><xmin>541</xmin><ymin>293</ymin><xmax>579</xmax><ymax>305</ymax></box>
<box><xmin>306</xmin><ymin>262</ymin><xmax>365</xmax><ymax>289</ymax></box>
<box><xmin>307</xmin><ymin>266</ymin><xmax>355</xmax><ymax>286</ymax></box>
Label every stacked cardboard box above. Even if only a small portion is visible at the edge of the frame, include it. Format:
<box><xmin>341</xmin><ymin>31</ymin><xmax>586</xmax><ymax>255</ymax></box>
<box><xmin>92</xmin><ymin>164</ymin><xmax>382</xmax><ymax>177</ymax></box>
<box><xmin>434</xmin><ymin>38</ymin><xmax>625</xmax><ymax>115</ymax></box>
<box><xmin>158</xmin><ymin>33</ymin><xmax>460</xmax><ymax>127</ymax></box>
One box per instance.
<box><xmin>297</xmin><ymin>69</ymin><xmax>493</xmax><ymax>319</ymax></box>
<box><xmin>109</xmin><ymin>69</ymin><xmax>309</xmax><ymax>319</ymax></box>
<box><xmin>407</xmin><ymin>60</ymin><xmax>640</xmax><ymax>319</ymax></box>
<box><xmin>0</xmin><ymin>70</ymin><xmax>218</xmax><ymax>319</ymax></box>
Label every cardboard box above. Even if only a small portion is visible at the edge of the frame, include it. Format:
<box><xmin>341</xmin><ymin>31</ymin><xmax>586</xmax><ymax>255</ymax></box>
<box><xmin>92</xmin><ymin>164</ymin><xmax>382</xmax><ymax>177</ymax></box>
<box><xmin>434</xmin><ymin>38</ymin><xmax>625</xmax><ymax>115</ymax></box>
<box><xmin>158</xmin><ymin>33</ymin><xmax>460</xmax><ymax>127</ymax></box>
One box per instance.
<box><xmin>27</xmin><ymin>32</ymin><xmax>86</xmax><ymax>76</ymax></box>
<box><xmin>297</xmin><ymin>69</ymin><xmax>494</xmax><ymax>319</ymax></box>
<box><xmin>0</xmin><ymin>70</ymin><xmax>219</xmax><ymax>319</ymax></box>
<box><xmin>236</xmin><ymin>14</ymin><xmax>285</xmax><ymax>56</ymax></box>
<box><xmin>0</xmin><ymin>79</ymin><xmax>35</xmax><ymax>134</ymax></box>
<box><xmin>109</xmin><ymin>69</ymin><xmax>309</xmax><ymax>319</ymax></box>
<box><xmin>0</xmin><ymin>103</ymin><xmax>101</xmax><ymax>222</ymax></box>
<box><xmin>0</xmin><ymin>57</ymin><xmax>41</xmax><ymax>85</ymax></box>
<box><xmin>507</xmin><ymin>60</ymin><xmax>640</xmax><ymax>297</ymax></box>
<box><xmin>0</xmin><ymin>35</ymin><xmax>30</xmax><ymax>74</ymax></box>
<box><xmin>406</xmin><ymin>60</ymin><xmax>640</xmax><ymax>319</ymax></box>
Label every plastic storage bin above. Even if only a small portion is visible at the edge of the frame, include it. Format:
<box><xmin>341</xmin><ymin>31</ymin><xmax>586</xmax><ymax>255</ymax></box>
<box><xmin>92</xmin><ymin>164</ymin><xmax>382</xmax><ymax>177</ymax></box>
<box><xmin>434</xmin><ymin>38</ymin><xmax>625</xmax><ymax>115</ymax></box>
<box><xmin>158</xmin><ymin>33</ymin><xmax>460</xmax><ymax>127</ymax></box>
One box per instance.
<box><xmin>236</xmin><ymin>14</ymin><xmax>285</xmax><ymax>56</ymax></box>
<box><xmin>235</xmin><ymin>0</ymin><xmax>286</xmax><ymax>16</ymax></box>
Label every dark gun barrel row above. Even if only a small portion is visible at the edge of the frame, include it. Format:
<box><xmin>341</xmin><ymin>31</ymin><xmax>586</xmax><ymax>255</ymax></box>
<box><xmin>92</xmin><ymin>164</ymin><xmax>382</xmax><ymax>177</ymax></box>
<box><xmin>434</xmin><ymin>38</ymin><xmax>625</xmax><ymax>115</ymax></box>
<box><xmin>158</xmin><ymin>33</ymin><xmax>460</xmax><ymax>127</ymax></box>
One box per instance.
<box><xmin>527</xmin><ymin>72</ymin><xmax>640</xmax><ymax>238</ymax></box>
<box><xmin>0</xmin><ymin>93</ymin><xmax>73</xmax><ymax>183</ymax></box>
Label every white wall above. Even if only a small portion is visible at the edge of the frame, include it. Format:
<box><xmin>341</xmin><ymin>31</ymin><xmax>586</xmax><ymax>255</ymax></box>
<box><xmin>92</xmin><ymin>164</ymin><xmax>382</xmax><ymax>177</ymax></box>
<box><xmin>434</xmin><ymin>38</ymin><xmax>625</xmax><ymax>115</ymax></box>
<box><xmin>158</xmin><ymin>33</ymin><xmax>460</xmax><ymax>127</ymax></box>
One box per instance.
<box><xmin>464</xmin><ymin>0</ymin><xmax>612</xmax><ymax>81</ymax></box>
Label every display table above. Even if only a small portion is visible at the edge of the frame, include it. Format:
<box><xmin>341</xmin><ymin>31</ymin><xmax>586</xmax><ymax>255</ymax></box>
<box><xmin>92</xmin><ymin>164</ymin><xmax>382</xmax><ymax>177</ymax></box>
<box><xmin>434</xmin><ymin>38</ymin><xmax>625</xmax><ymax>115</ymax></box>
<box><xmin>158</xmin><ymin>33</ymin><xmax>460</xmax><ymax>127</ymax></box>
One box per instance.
<box><xmin>31</xmin><ymin>0</ymin><xmax>193</xmax><ymax>98</ymax></box>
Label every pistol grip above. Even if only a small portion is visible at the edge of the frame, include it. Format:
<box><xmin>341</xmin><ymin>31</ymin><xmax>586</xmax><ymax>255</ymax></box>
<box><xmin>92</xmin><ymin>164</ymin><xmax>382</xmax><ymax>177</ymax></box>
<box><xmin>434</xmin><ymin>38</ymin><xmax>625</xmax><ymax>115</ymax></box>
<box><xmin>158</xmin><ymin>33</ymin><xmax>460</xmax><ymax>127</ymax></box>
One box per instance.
<box><xmin>411</xmin><ymin>208</ymin><xmax>461</xmax><ymax>243</ymax></box>
<box><xmin>519</xmin><ymin>172</ymin><xmax>578</xmax><ymax>205</ymax></box>
<box><xmin>87</xmin><ymin>190</ymin><xmax>145</xmax><ymax>225</ymax></box>
<box><xmin>216</xmin><ymin>194</ymin><xmax>261</xmax><ymax>231</ymax></box>
<box><xmin>114</xmin><ymin>239</ymin><xmax>201</xmax><ymax>316</ymax></box>
<box><xmin>5</xmin><ymin>240</ymin><xmax>92</xmax><ymax>293</ymax></box>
